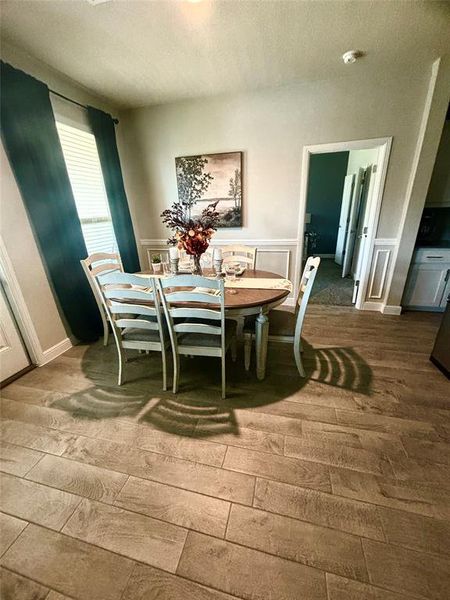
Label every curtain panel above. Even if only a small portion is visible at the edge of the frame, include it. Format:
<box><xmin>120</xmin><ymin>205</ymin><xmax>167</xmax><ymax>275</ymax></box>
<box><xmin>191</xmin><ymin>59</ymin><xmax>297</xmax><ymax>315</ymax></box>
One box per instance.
<box><xmin>0</xmin><ymin>61</ymin><xmax>102</xmax><ymax>342</ymax></box>
<box><xmin>87</xmin><ymin>107</ymin><xmax>140</xmax><ymax>273</ymax></box>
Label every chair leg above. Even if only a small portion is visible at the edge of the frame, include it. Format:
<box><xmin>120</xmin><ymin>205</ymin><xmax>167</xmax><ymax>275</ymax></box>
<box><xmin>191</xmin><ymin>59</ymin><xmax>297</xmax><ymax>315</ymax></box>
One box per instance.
<box><xmin>221</xmin><ymin>355</ymin><xmax>226</xmax><ymax>400</ymax></box>
<box><xmin>172</xmin><ymin>350</ymin><xmax>180</xmax><ymax>394</ymax></box>
<box><xmin>244</xmin><ymin>332</ymin><xmax>252</xmax><ymax>371</ymax></box>
<box><xmin>231</xmin><ymin>337</ymin><xmax>237</xmax><ymax>362</ymax></box>
<box><xmin>161</xmin><ymin>347</ymin><xmax>168</xmax><ymax>392</ymax></box>
<box><xmin>117</xmin><ymin>347</ymin><xmax>126</xmax><ymax>385</ymax></box>
<box><xmin>294</xmin><ymin>343</ymin><xmax>306</xmax><ymax>377</ymax></box>
<box><xmin>102</xmin><ymin>315</ymin><xmax>109</xmax><ymax>346</ymax></box>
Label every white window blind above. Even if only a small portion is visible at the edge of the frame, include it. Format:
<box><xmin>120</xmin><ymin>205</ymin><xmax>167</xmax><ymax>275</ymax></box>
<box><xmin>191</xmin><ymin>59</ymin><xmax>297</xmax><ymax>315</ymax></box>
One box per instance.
<box><xmin>56</xmin><ymin>121</ymin><xmax>118</xmax><ymax>256</ymax></box>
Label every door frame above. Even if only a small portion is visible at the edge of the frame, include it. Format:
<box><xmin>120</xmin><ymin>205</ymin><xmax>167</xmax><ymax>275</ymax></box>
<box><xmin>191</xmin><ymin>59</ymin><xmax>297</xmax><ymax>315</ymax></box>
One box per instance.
<box><xmin>295</xmin><ymin>136</ymin><xmax>392</xmax><ymax>309</ymax></box>
<box><xmin>0</xmin><ymin>235</ymin><xmax>41</xmax><ymax>365</ymax></box>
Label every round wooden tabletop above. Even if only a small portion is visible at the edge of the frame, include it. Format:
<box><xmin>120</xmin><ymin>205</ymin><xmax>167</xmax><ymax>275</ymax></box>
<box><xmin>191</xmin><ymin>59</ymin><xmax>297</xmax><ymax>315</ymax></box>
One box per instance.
<box><xmin>142</xmin><ymin>268</ymin><xmax>290</xmax><ymax>310</ymax></box>
<box><xmin>221</xmin><ymin>269</ymin><xmax>290</xmax><ymax>309</ymax></box>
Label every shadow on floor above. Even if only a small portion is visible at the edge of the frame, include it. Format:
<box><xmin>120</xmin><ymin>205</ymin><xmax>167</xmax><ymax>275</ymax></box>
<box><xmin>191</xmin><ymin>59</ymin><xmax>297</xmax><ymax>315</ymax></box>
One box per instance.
<box><xmin>51</xmin><ymin>337</ymin><xmax>372</xmax><ymax>437</ymax></box>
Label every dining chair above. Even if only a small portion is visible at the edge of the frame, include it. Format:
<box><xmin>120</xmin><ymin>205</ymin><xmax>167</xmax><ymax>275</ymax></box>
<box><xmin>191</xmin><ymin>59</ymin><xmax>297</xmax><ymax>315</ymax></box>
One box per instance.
<box><xmin>157</xmin><ymin>274</ymin><xmax>237</xmax><ymax>399</ymax></box>
<box><xmin>243</xmin><ymin>256</ymin><xmax>321</xmax><ymax>377</ymax></box>
<box><xmin>97</xmin><ymin>271</ymin><xmax>169</xmax><ymax>389</ymax></box>
<box><xmin>81</xmin><ymin>252</ymin><xmax>123</xmax><ymax>346</ymax></box>
<box><xmin>221</xmin><ymin>245</ymin><xmax>257</xmax><ymax>270</ymax></box>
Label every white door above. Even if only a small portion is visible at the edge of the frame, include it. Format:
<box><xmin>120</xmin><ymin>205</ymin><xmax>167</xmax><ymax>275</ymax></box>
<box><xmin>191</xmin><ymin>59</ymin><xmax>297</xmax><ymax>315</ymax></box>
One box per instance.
<box><xmin>0</xmin><ymin>283</ymin><xmax>30</xmax><ymax>383</ymax></box>
<box><xmin>351</xmin><ymin>167</ymin><xmax>372</xmax><ymax>279</ymax></box>
<box><xmin>342</xmin><ymin>168</ymin><xmax>364</xmax><ymax>278</ymax></box>
<box><xmin>335</xmin><ymin>174</ymin><xmax>355</xmax><ymax>266</ymax></box>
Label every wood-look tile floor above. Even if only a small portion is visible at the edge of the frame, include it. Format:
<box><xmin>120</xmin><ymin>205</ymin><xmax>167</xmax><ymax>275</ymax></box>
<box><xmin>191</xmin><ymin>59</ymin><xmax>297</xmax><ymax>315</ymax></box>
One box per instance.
<box><xmin>1</xmin><ymin>305</ymin><xmax>449</xmax><ymax>600</ymax></box>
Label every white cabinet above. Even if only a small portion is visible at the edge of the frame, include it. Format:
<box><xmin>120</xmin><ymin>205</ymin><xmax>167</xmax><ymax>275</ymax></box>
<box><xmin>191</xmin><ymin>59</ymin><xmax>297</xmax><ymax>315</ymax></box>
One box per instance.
<box><xmin>403</xmin><ymin>248</ymin><xmax>450</xmax><ymax>311</ymax></box>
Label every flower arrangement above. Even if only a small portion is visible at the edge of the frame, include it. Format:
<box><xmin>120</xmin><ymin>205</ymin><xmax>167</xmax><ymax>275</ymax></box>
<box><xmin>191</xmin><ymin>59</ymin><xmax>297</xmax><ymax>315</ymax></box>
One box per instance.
<box><xmin>161</xmin><ymin>200</ymin><xmax>220</xmax><ymax>274</ymax></box>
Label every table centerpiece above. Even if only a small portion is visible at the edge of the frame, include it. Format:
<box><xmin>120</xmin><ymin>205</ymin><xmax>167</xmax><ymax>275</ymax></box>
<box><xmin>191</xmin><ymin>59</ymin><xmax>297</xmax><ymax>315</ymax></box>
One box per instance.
<box><xmin>161</xmin><ymin>200</ymin><xmax>220</xmax><ymax>275</ymax></box>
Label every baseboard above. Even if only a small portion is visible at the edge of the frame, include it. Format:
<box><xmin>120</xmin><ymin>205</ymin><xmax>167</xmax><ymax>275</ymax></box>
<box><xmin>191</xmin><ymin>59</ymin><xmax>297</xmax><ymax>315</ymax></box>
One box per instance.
<box><xmin>38</xmin><ymin>337</ymin><xmax>72</xmax><ymax>366</ymax></box>
<box><xmin>361</xmin><ymin>301</ymin><xmax>383</xmax><ymax>312</ymax></box>
<box><xmin>382</xmin><ymin>304</ymin><xmax>402</xmax><ymax>316</ymax></box>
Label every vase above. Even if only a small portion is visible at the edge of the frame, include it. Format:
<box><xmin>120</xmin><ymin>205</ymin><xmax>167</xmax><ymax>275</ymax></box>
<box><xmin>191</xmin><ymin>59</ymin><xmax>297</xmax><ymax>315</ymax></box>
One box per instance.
<box><xmin>192</xmin><ymin>255</ymin><xmax>203</xmax><ymax>275</ymax></box>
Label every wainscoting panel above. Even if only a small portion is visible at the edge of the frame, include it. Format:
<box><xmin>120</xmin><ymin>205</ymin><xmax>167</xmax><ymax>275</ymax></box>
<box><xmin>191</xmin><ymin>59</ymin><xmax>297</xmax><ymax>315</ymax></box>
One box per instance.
<box><xmin>364</xmin><ymin>238</ymin><xmax>398</xmax><ymax>307</ymax></box>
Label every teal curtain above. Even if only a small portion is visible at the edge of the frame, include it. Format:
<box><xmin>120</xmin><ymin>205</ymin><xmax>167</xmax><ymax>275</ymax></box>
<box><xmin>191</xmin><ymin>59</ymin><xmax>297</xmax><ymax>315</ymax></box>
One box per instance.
<box><xmin>1</xmin><ymin>61</ymin><xmax>102</xmax><ymax>342</ymax></box>
<box><xmin>87</xmin><ymin>107</ymin><xmax>140</xmax><ymax>273</ymax></box>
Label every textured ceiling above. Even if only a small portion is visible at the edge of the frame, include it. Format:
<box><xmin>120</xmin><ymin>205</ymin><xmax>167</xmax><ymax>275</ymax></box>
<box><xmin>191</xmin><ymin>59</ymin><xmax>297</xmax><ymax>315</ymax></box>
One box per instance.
<box><xmin>1</xmin><ymin>0</ymin><xmax>449</xmax><ymax>108</ymax></box>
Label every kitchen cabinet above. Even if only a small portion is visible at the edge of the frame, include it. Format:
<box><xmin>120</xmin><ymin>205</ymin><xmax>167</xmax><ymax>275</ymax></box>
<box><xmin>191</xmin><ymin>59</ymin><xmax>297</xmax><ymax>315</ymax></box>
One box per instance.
<box><xmin>403</xmin><ymin>248</ymin><xmax>450</xmax><ymax>311</ymax></box>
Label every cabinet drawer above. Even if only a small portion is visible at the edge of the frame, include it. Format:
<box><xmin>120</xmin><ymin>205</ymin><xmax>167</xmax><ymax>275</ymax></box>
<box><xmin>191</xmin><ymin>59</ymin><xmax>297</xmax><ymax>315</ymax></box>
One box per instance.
<box><xmin>414</xmin><ymin>249</ymin><xmax>450</xmax><ymax>263</ymax></box>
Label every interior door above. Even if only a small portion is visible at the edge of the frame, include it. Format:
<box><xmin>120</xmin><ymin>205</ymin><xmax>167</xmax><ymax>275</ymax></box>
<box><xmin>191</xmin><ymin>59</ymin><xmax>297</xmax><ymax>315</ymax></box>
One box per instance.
<box><xmin>351</xmin><ymin>166</ymin><xmax>373</xmax><ymax>280</ymax></box>
<box><xmin>335</xmin><ymin>174</ymin><xmax>355</xmax><ymax>266</ymax></box>
<box><xmin>0</xmin><ymin>282</ymin><xmax>30</xmax><ymax>383</ymax></box>
<box><xmin>342</xmin><ymin>168</ymin><xmax>364</xmax><ymax>278</ymax></box>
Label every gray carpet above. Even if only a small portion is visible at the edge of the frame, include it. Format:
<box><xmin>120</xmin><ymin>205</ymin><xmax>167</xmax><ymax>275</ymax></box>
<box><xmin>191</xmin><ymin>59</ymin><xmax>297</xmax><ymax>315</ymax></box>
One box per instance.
<box><xmin>309</xmin><ymin>258</ymin><xmax>354</xmax><ymax>306</ymax></box>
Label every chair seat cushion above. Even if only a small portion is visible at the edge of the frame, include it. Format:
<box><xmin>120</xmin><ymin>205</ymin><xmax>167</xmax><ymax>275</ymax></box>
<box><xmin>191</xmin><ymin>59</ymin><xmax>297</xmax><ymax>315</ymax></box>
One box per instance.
<box><xmin>177</xmin><ymin>319</ymin><xmax>237</xmax><ymax>348</ymax></box>
<box><xmin>244</xmin><ymin>309</ymin><xmax>296</xmax><ymax>337</ymax></box>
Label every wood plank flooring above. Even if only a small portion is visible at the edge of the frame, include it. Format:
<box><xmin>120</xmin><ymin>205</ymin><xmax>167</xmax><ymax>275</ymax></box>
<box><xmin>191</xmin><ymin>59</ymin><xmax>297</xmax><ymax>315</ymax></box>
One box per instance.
<box><xmin>0</xmin><ymin>305</ymin><xmax>449</xmax><ymax>600</ymax></box>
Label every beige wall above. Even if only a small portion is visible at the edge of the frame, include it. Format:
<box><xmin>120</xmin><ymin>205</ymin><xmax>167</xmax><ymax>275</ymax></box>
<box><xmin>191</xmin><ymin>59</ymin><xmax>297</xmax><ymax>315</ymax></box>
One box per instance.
<box><xmin>347</xmin><ymin>148</ymin><xmax>379</xmax><ymax>176</ymax></box>
<box><xmin>117</xmin><ymin>68</ymin><xmax>429</xmax><ymax>249</ymax></box>
<box><xmin>1</xmin><ymin>42</ymin><xmax>118</xmax><ymax>356</ymax></box>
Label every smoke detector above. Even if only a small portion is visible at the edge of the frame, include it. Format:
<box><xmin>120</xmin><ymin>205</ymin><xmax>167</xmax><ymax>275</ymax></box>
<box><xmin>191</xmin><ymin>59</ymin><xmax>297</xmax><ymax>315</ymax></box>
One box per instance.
<box><xmin>342</xmin><ymin>50</ymin><xmax>362</xmax><ymax>65</ymax></box>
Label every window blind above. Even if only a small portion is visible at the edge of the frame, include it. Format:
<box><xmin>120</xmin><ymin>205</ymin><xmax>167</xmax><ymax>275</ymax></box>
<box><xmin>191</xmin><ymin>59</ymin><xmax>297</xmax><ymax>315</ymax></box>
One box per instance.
<box><xmin>56</xmin><ymin>121</ymin><xmax>118</xmax><ymax>256</ymax></box>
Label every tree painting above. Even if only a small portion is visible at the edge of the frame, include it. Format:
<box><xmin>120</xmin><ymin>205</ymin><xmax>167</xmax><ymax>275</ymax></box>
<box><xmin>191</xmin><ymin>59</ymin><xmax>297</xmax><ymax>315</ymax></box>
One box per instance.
<box><xmin>175</xmin><ymin>152</ymin><xmax>243</xmax><ymax>228</ymax></box>
<box><xmin>228</xmin><ymin>168</ymin><xmax>241</xmax><ymax>208</ymax></box>
<box><xmin>175</xmin><ymin>156</ymin><xmax>213</xmax><ymax>216</ymax></box>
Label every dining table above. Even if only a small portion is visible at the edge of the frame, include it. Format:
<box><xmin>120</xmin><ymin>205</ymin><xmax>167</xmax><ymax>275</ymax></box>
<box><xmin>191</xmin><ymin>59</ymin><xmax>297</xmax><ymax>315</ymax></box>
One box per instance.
<box><xmin>139</xmin><ymin>268</ymin><xmax>292</xmax><ymax>380</ymax></box>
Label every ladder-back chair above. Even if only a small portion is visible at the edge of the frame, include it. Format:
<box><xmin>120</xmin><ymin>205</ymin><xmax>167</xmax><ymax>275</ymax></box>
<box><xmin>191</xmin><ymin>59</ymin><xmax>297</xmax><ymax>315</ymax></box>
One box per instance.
<box><xmin>81</xmin><ymin>252</ymin><xmax>123</xmax><ymax>346</ymax></box>
<box><xmin>244</xmin><ymin>256</ymin><xmax>321</xmax><ymax>376</ymax></box>
<box><xmin>157</xmin><ymin>275</ymin><xmax>237</xmax><ymax>399</ymax></box>
<box><xmin>221</xmin><ymin>245</ymin><xmax>257</xmax><ymax>270</ymax></box>
<box><xmin>98</xmin><ymin>271</ymin><xmax>169</xmax><ymax>389</ymax></box>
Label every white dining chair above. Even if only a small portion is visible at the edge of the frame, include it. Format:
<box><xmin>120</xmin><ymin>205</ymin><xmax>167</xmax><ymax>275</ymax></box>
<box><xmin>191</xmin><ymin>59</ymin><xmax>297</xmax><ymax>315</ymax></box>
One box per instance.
<box><xmin>243</xmin><ymin>256</ymin><xmax>321</xmax><ymax>377</ymax></box>
<box><xmin>97</xmin><ymin>271</ymin><xmax>169</xmax><ymax>389</ymax></box>
<box><xmin>221</xmin><ymin>245</ymin><xmax>257</xmax><ymax>270</ymax></box>
<box><xmin>81</xmin><ymin>252</ymin><xmax>123</xmax><ymax>346</ymax></box>
<box><xmin>157</xmin><ymin>274</ymin><xmax>237</xmax><ymax>399</ymax></box>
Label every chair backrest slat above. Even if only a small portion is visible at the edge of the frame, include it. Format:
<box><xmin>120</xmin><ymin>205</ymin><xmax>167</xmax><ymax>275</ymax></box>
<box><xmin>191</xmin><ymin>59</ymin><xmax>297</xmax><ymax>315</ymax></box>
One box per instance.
<box><xmin>114</xmin><ymin>318</ymin><xmax>159</xmax><ymax>331</ymax></box>
<box><xmin>221</xmin><ymin>245</ymin><xmax>257</xmax><ymax>269</ymax></box>
<box><xmin>173</xmin><ymin>323</ymin><xmax>221</xmax><ymax>335</ymax></box>
<box><xmin>163</xmin><ymin>291</ymin><xmax>221</xmax><ymax>305</ymax></box>
<box><xmin>83</xmin><ymin>252</ymin><xmax>124</xmax><ymax>269</ymax></box>
<box><xmin>169</xmin><ymin>307</ymin><xmax>221</xmax><ymax>321</ymax></box>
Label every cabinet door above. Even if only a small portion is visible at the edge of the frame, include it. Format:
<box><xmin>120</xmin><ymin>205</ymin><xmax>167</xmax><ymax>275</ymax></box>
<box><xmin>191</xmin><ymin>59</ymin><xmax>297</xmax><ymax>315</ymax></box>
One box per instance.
<box><xmin>403</xmin><ymin>264</ymin><xmax>449</xmax><ymax>308</ymax></box>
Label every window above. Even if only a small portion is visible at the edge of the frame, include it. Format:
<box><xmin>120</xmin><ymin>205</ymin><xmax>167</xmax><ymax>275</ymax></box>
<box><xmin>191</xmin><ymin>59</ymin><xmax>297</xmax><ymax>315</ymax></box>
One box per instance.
<box><xmin>56</xmin><ymin>121</ymin><xmax>118</xmax><ymax>255</ymax></box>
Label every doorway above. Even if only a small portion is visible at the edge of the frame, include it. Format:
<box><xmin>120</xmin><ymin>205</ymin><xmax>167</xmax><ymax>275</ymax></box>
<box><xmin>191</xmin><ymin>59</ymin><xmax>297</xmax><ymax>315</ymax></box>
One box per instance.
<box><xmin>296</xmin><ymin>138</ymin><xmax>392</xmax><ymax>309</ymax></box>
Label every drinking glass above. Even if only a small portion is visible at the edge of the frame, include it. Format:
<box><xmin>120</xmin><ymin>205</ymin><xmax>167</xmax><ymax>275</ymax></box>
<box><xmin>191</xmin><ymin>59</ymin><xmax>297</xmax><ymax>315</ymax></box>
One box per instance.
<box><xmin>161</xmin><ymin>261</ymin><xmax>170</xmax><ymax>276</ymax></box>
<box><xmin>225</xmin><ymin>263</ymin><xmax>238</xmax><ymax>294</ymax></box>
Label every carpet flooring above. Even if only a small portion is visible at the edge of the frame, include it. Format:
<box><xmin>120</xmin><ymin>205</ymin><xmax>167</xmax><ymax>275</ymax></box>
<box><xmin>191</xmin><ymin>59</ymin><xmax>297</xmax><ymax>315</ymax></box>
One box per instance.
<box><xmin>310</xmin><ymin>258</ymin><xmax>354</xmax><ymax>306</ymax></box>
